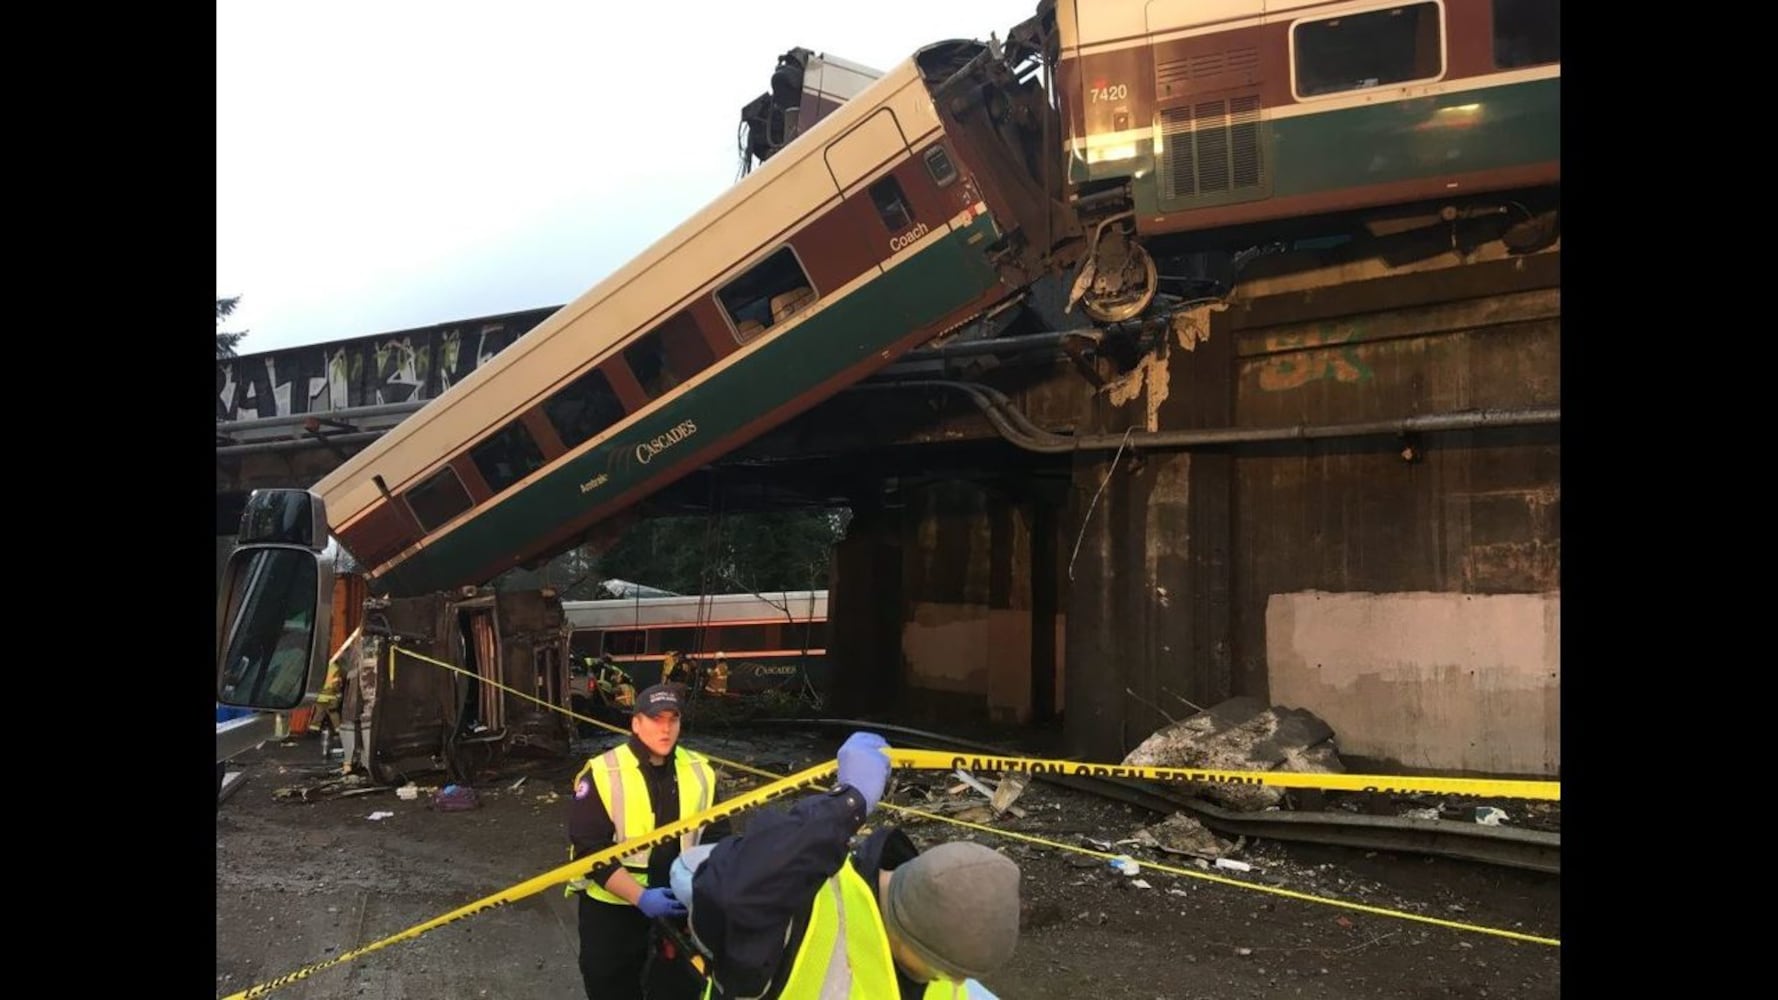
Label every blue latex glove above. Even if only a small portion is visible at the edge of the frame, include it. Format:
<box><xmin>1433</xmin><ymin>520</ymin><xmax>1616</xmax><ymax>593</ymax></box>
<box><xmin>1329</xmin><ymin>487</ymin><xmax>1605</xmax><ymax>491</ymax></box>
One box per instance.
<box><xmin>836</xmin><ymin>731</ymin><xmax>891</xmax><ymax>814</ymax></box>
<box><xmin>637</xmin><ymin>886</ymin><xmax>687</xmax><ymax>920</ymax></box>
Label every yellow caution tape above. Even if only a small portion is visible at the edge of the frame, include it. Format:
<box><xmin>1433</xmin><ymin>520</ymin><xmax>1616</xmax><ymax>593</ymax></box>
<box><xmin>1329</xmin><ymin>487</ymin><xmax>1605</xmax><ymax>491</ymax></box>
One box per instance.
<box><xmin>388</xmin><ymin>644</ymin><xmax>1560</xmax><ymax>801</ymax></box>
<box><xmin>890</xmin><ymin>749</ymin><xmax>1559</xmax><ymax>801</ymax></box>
<box><xmin>888</xmin><ymin>800</ymin><xmax>1560</xmax><ymax>947</ymax></box>
<box><xmin>220</xmin><ymin>645</ymin><xmax>1558</xmax><ymax>997</ymax></box>
<box><xmin>222</xmin><ymin>760</ymin><xmax>839</xmax><ymax>1000</ymax></box>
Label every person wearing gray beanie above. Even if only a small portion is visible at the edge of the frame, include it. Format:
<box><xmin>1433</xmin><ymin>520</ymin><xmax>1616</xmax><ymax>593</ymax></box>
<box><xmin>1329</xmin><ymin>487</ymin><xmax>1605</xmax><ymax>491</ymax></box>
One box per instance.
<box><xmin>880</xmin><ymin>841</ymin><xmax>1021</xmax><ymax>982</ymax></box>
<box><xmin>685</xmin><ymin>731</ymin><xmax>1020</xmax><ymax>999</ymax></box>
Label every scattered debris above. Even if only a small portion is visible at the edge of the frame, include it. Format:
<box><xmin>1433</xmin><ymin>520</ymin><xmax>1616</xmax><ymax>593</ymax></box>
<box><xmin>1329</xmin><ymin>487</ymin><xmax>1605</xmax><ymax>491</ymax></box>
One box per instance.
<box><xmin>273</xmin><ymin>773</ymin><xmax>383</xmax><ymax>804</ymax></box>
<box><xmin>1213</xmin><ymin>858</ymin><xmax>1255</xmax><ymax>873</ymax></box>
<box><xmin>952</xmin><ymin>805</ymin><xmax>996</xmax><ymax>824</ymax></box>
<box><xmin>431</xmin><ymin>785</ymin><xmax>481</xmax><ymax>811</ymax></box>
<box><xmin>1123</xmin><ymin>696</ymin><xmax>1344</xmax><ymax>811</ymax></box>
<box><xmin>953</xmin><ymin>769</ymin><xmax>999</xmax><ymax>801</ymax></box>
<box><xmin>509</xmin><ymin>776</ymin><xmax>528</xmax><ymax>792</ymax></box>
<box><xmin>1131</xmin><ymin>812</ymin><xmax>1234</xmax><ymax>859</ymax></box>
<box><xmin>1474</xmin><ymin>807</ymin><xmax>1507</xmax><ymax>826</ymax></box>
<box><xmin>1109</xmin><ymin>856</ymin><xmax>1141</xmax><ymax>876</ymax></box>
<box><xmin>367</xmin><ymin>811</ymin><xmax>395</xmax><ymax>821</ymax></box>
<box><xmin>990</xmin><ymin>771</ymin><xmax>1031</xmax><ymax>814</ymax></box>
<box><xmin>396</xmin><ymin>784</ymin><xmax>420</xmax><ymax>801</ymax></box>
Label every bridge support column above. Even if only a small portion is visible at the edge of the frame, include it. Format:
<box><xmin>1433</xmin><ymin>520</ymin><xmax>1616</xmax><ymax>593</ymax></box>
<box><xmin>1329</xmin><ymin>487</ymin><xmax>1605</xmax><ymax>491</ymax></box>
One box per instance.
<box><xmin>1062</xmin><ymin>311</ymin><xmax>1235</xmax><ymax>761</ymax></box>
<box><xmin>893</xmin><ymin>480</ymin><xmax>1058</xmax><ymax>727</ymax></box>
<box><xmin>827</xmin><ymin>507</ymin><xmax>903</xmax><ymax>717</ymax></box>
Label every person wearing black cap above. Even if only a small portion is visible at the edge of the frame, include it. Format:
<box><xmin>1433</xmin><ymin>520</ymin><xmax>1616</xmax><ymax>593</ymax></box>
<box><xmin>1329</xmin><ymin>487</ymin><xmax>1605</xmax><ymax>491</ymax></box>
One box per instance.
<box><xmin>683</xmin><ymin>732</ymin><xmax>1020</xmax><ymax>999</ymax></box>
<box><xmin>565</xmin><ymin>683</ymin><xmax>720</xmax><ymax>1000</ymax></box>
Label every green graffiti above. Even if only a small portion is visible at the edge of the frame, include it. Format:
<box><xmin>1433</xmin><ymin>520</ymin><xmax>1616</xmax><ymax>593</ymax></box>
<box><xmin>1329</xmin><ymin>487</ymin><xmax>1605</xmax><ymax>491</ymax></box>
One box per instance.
<box><xmin>1256</xmin><ymin>321</ymin><xmax>1374</xmax><ymax>391</ymax></box>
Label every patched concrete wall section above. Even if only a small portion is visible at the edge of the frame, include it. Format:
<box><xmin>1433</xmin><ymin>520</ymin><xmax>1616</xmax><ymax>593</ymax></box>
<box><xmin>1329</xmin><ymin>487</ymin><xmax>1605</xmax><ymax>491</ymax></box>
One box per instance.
<box><xmin>985</xmin><ymin>609</ymin><xmax>1035</xmax><ymax>723</ymax></box>
<box><xmin>902</xmin><ymin>602</ymin><xmax>991</xmax><ymax>695</ymax></box>
<box><xmin>900</xmin><ymin>603</ymin><xmax>1043</xmax><ymax>724</ymax></box>
<box><xmin>1266</xmin><ymin>591</ymin><xmax>1559</xmax><ymax>777</ymax></box>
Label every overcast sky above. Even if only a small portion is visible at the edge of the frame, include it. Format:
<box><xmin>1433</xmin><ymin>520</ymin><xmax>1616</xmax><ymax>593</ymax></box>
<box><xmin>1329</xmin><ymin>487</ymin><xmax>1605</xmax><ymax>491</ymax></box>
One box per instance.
<box><xmin>217</xmin><ymin>0</ymin><xmax>1040</xmax><ymax>356</ymax></box>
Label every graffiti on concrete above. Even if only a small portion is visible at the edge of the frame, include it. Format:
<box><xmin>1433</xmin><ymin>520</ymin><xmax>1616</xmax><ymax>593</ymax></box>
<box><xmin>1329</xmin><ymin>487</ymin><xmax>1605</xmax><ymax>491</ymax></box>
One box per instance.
<box><xmin>216</xmin><ymin>307</ymin><xmax>559</xmax><ymax>422</ymax></box>
<box><xmin>1255</xmin><ymin>321</ymin><xmax>1375</xmax><ymax>392</ymax></box>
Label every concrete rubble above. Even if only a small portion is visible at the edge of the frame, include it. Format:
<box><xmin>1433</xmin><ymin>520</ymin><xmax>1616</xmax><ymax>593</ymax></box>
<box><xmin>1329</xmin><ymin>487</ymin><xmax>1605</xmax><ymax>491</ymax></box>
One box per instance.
<box><xmin>1121</xmin><ymin>696</ymin><xmax>1344</xmax><ymax>811</ymax></box>
<box><xmin>1130</xmin><ymin>812</ymin><xmax>1235</xmax><ymax>859</ymax></box>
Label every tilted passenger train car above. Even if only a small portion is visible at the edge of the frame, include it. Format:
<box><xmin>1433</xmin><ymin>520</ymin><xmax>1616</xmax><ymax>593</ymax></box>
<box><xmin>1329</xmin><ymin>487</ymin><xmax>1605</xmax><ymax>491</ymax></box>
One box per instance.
<box><xmin>1037</xmin><ymin>0</ymin><xmax>1560</xmax><ymax>320</ymax></box>
<box><xmin>217</xmin><ymin>38</ymin><xmax>1066</xmax><ymax>714</ymax></box>
<box><xmin>322</xmin><ymin>40</ymin><xmax>1057</xmax><ymax>599</ymax></box>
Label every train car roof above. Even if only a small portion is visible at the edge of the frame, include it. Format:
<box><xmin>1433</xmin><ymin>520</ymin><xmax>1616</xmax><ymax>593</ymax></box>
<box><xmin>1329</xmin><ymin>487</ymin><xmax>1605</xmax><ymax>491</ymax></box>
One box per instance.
<box><xmin>563</xmin><ymin>590</ymin><xmax>829</xmax><ymax>630</ymax></box>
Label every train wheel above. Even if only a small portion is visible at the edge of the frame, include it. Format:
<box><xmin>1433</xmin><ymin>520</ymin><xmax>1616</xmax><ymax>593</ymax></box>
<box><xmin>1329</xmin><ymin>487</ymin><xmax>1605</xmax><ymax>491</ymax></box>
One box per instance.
<box><xmin>1081</xmin><ymin>240</ymin><xmax>1158</xmax><ymax>324</ymax></box>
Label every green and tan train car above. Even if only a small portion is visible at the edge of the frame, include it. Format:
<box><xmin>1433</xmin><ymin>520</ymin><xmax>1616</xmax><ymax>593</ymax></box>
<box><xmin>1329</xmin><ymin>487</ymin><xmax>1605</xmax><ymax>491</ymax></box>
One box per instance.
<box><xmin>310</xmin><ymin>39</ymin><xmax>1058</xmax><ymax>599</ymax></box>
<box><xmin>1042</xmin><ymin>0</ymin><xmax>1560</xmax><ymax>319</ymax></box>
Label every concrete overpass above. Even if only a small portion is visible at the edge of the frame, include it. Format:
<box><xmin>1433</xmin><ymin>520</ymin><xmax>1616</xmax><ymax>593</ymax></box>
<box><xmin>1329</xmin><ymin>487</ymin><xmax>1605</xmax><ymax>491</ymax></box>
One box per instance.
<box><xmin>217</xmin><ymin>230</ymin><xmax>1561</xmax><ymax>776</ymax></box>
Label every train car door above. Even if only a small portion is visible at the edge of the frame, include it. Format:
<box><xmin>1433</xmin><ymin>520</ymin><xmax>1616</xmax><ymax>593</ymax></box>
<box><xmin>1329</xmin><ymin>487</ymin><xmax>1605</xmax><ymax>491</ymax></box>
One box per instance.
<box><xmin>823</xmin><ymin>106</ymin><xmax>911</xmax><ymax>200</ymax></box>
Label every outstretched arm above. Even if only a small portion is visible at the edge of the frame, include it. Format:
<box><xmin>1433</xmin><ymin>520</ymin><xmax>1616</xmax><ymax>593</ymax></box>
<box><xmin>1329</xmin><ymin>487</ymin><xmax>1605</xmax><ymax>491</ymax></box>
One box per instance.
<box><xmin>689</xmin><ymin>732</ymin><xmax>890</xmax><ymax>994</ymax></box>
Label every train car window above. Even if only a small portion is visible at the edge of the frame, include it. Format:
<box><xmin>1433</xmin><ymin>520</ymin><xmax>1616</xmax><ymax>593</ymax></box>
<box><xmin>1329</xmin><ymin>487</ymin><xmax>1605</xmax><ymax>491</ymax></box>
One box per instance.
<box><xmin>868</xmin><ymin>176</ymin><xmax>914</xmax><ymax>232</ymax></box>
<box><xmin>604</xmin><ymin>629</ymin><xmax>646</xmax><ymax>656</ymax></box>
<box><xmin>716</xmin><ymin>247</ymin><xmax>817</xmax><ymax>345</ymax></box>
<box><xmin>1292</xmin><ymin>3</ymin><xmax>1443</xmax><ymax>99</ymax></box>
<box><xmin>647</xmin><ymin>626</ymin><xmax>702</xmax><ymax>655</ymax></box>
<box><xmin>712</xmin><ymin>624</ymin><xmax>773</xmax><ymax>650</ymax></box>
<box><xmin>923</xmin><ymin>146</ymin><xmax>958</xmax><ymax>188</ymax></box>
<box><xmin>624</xmin><ymin>311</ymin><xmax>715</xmax><ymax>400</ymax></box>
<box><xmin>405</xmin><ymin>465</ymin><xmax>474</xmax><ymax>532</ymax></box>
<box><xmin>544</xmin><ymin>365</ymin><xmax>625</xmax><ymax>448</ymax></box>
<box><xmin>569</xmin><ymin>632</ymin><xmax>602</xmax><ymax>660</ymax></box>
<box><xmin>469</xmin><ymin>420</ymin><xmax>547</xmax><ymax>494</ymax></box>
<box><xmin>1492</xmin><ymin>0</ymin><xmax>1559</xmax><ymax>68</ymax></box>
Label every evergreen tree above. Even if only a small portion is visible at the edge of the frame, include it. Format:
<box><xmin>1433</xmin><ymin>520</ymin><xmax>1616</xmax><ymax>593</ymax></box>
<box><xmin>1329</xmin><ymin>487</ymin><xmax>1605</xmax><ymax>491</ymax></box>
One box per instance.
<box><xmin>217</xmin><ymin>296</ymin><xmax>249</xmax><ymax>357</ymax></box>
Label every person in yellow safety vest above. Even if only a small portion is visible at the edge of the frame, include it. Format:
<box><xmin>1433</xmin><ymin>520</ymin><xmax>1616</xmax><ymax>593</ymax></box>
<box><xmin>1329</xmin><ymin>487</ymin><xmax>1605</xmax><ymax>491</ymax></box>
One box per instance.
<box><xmin>704</xmin><ymin>653</ymin><xmax>729</xmax><ymax>697</ymax></box>
<box><xmin>595</xmin><ymin>656</ymin><xmax>637</xmax><ymax>710</ymax></box>
<box><xmin>314</xmin><ymin>659</ymin><xmax>344</xmax><ymax>723</ymax></box>
<box><xmin>679</xmin><ymin>732</ymin><xmax>1020</xmax><ymax>999</ymax></box>
<box><xmin>661</xmin><ymin>649</ymin><xmax>692</xmax><ymax>687</ymax></box>
<box><xmin>565</xmin><ymin>683</ymin><xmax>721</xmax><ymax>1000</ymax></box>
<box><xmin>612</xmin><ymin>680</ymin><xmax>637</xmax><ymax>710</ymax></box>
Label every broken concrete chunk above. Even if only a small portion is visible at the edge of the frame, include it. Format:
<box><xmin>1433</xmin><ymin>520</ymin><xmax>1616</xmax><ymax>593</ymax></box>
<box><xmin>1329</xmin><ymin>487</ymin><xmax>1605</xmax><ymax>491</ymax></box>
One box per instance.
<box><xmin>1122</xmin><ymin>696</ymin><xmax>1345</xmax><ymax>811</ymax></box>
<box><xmin>1131</xmin><ymin>812</ymin><xmax>1234</xmax><ymax>859</ymax></box>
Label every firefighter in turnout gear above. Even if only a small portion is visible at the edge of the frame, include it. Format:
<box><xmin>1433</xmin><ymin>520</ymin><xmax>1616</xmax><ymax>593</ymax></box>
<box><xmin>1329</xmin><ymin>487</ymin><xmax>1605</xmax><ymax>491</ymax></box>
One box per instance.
<box><xmin>566</xmin><ymin>683</ymin><xmax>720</xmax><ymax>999</ymax></box>
<box><xmin>703</xmin><ymin>653</ymin><xmax>729</xmax><ymax>697</ymax></box>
